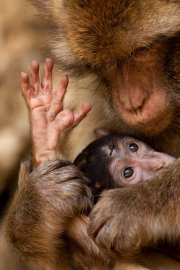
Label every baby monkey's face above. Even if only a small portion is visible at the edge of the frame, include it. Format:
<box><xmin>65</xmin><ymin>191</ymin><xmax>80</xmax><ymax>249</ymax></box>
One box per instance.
<box><xmin>103</xmin><ymin>137</ymin><xmax>175</xmax><ymax>186</ymax></box>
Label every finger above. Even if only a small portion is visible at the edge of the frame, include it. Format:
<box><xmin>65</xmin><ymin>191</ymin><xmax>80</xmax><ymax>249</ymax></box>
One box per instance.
<box><xmin>48</xmin><ymin>101</ymin><xmax>63</xmax><ymax>122</ymax></box>
<box><xmin>21</xmin><ymin>72</ymin><xmax>32</xmax><ymax>104</ymax></box>
<box><xmin>42</xmin><ymin>58</ymin><xmax>54</xmax><ymax>92</ymax></box>
<box><xmin>73</xmin><ymin>102</ymin><xmax>92</xmax><ymax>126</ymax></box>
<box><xmin>30</xmin><ymin>60</ymin><xmax>40</xmax><ymax>94</ymax></box>
<box><xmin>47</xmin><ymin>109</ymin><xmax>75</xmax><ymax>150</ymax></box>
<box><xmin>54</xmin><ymin>75</ymin><xmax>69</xmax><ymax>101</ymax></box>
<box><xmin>57</xmin><ymin>109</ymin><xmax>74</xmax><ymax>131</ymax></box>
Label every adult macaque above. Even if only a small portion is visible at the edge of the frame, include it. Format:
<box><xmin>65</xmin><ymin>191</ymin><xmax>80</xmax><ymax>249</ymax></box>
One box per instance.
<box><xmin>6</xmin><ymin>59</ymin><xmax>180</xmax><ymax>270</ymax></box>
<box><xmin>74</xmin><ymin>133</ymin><xmax>175</xmax><ymax>195</ymax></box>
<box><xmin>6</xmin><ymin>0</ymin><xmax>180</xmax><ymax>269</ymax></box>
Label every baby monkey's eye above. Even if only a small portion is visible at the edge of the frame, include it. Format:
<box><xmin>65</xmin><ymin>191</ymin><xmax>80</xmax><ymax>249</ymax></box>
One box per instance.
<box><xmin>123</xmin><ymin>167</ymin><xmax>134</xmax><ymax>178</ymax></box>
<box><xmin>129</xmin><ymin>143</ymin><xmax>139</xmax><ymax>152</ymax></box>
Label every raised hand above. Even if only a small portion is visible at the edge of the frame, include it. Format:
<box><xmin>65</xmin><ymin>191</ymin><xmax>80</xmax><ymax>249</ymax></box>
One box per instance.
<box><xmin>21</xmin><ymin>58</ymin><xmax>92</xmax><ymax>166</ymax></box>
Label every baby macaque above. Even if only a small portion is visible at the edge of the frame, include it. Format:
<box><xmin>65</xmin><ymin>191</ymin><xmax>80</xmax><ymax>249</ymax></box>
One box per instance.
<box><xmin>74</xmin><ymin>133</ymin><xmax>175</xmax><ymax>196</ymax></box>
<box><xmin>22</xmin><ymin>58</ymin><xmax>175</xmax><ymax>194</ymax></box>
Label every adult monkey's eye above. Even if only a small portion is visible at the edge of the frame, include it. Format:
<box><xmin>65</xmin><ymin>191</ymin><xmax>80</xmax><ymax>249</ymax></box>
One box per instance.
<box><xmin>129</xmin><ymin>143</ymin><xmax>139</xmax><ymax>152</ymax></box>
<box><xmin>123</xmin><ymin>167</ymin><xmax>134</xmax><ymax>178</ymax></box>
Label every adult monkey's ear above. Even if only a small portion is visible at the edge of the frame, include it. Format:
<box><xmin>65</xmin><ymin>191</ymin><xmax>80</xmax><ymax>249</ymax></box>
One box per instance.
<box><xmin>94</xmin><ymin>128</ymin><xmax>112</xmax><ymax>139</ymax></box>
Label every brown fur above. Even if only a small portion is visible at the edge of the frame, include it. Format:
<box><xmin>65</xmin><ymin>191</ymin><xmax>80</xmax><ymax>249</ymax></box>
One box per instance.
<box><xmin>6</xmin><ymin>160</ymin><xmax>92</xmax><ymax>270</ymax></box>
<box><xmin>46</xmin><ymin>0</ymin><xmax>180</xmax><ymax>158</ymax></box>
<box><xmin>6</xmin><ymin>160</ymin><xmax>180</xmax><ymax>270</ymax></box>
<box><xmin>6</xmin><ymin>0</ymin><xmax>180</xmax><ymax>269</ymax></box>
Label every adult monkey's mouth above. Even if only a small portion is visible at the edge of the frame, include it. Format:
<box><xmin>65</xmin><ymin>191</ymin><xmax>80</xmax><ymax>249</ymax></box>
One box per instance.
<box><xmin>110</xmin><ymin>43</ymin><xmax>174</xmax><ymax>135</ymax></box>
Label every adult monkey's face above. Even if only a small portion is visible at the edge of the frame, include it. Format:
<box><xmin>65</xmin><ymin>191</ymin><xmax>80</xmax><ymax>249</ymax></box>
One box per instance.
<box><xmin>34</xmin><ymin>0</ymin><xmax>180</xmax><ymax>136</ymax></box>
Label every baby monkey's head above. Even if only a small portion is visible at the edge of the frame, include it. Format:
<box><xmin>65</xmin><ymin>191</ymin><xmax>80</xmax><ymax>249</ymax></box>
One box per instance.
<box><xmin>74</xmin><ymin>134</ymin><xmax>175</xmax><ymax>193</ymax></box>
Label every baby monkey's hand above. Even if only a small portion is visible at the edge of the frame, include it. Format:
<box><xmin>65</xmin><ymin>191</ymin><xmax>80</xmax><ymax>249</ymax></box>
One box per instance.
<box><xmin>21</xmin><ymin>58</ymin><xmax>91</xmax><ymax>166</ymax></box>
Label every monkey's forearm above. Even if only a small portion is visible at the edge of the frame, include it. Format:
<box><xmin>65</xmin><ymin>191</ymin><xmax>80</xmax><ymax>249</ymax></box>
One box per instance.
<box><xmin>6</xmin><ymin>159</ymin><xmax>93</xmax><ymax>268</ymax></box>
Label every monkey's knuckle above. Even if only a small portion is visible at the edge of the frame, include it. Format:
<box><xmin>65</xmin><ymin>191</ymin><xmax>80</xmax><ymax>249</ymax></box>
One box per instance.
<box><xmin>96</xmin><ymin>220</ymin><xmax>141</xmax><ymax>257</ymax></box>
<box><xmin>89</xmin><ymin>208</ymin><xmax>111</xmax><ymax>240</ymax></box>
<box><xmin>90</xmin><ymin>218</ymin><xmax>121</xmax><ymax>257</ymax></box>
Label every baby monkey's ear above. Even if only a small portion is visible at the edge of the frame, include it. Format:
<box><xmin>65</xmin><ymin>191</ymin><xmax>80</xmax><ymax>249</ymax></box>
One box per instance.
<box><xmin>94</xmin><ymin>128</ymin><xmax>112</xmax><ymax>139</ymax></box>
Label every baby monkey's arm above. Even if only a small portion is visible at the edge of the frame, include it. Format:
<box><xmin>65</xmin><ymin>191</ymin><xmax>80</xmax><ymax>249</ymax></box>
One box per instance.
<box><xmin>21</xmin><ymin>58</ymin><xmax>92</xmax><ymax>167</ymax></box>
